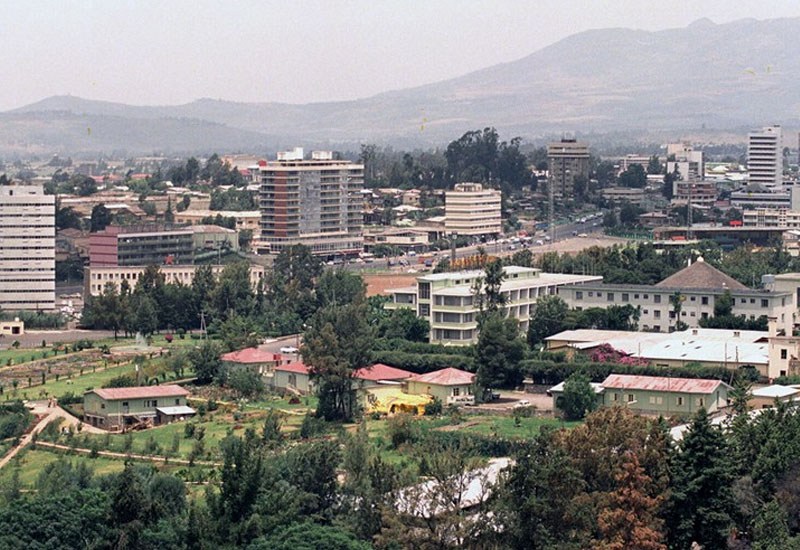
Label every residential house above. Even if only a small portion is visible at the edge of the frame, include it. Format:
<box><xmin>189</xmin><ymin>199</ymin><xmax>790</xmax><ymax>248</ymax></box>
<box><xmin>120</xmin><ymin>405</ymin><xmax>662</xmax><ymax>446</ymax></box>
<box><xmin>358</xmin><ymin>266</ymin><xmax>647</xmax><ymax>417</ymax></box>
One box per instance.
<box><xmin>273</xmin><ymin>362</ymin><xmax>313</xmax><ymax>394</ymax></box>
<box><xmin>405</xmin><ymin>367</ymin><xmax>476</xmax><ymax>406</ymax></box>
<box><xmin>83</xmin><ymin>385</ymin><xmax>194</xmax><ymax>430</ymax></box>
<box><xmin>220</xmin><ymin>348</ymin><xmax>289</xmax><ymax>377</ymax></box>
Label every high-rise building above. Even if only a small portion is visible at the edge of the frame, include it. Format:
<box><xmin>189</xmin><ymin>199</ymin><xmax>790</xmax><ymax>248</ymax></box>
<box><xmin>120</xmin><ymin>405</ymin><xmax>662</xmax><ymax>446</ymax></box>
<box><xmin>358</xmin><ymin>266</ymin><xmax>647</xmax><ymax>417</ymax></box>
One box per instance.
<box><xmin>748</xmin><ymin>125</ymin><xmax>782</xmax><ymax>188</ymax></box>
<box><xmin>0</xmin><ymin>184</ymin><xmax>55</xmax><ymax>311</ymax></box>
<box><xmin>444</xmin><ymin>183</ymin><xmax>502</xmax><ymax>238</ymax></box>
<box><xmin>256</xmin><ymin>148</ymin><xmax>364</xmax><ymax>256</ymax></box>
<box><xmin>666</xmin><ymin>143</ymin><xmax>704</xmax><ymax>180</ymax></box>
<box><xmin>547</xmin><ymin>139</ymin><xmax>590</xmax><ymax>197</ymax></box>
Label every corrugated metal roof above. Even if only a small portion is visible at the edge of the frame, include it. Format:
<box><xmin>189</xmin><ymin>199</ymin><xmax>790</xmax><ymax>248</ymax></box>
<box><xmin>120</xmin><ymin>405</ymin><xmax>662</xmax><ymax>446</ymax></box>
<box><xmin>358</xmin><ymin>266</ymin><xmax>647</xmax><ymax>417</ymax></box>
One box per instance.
<box><xmin>156</xmin><ymin>405</ymin><xmax>196</xmax><ymax>415</ymax></box>
<box><xmin>353</xmin><ymin>363</ymin><xmax>413</xmax><ymax>381</ymax></box>
<box><xmin>91</xmin><ymin>385</ymin><xmax>189</xmax><ymax>400</ymax></box>
<box><xmin>221</xmin><ymin>347</ymin><xmax>283</xmax><ymax>364</ymax></box>
<box><xmin>408</xmin><ymin>367</ymin><xmax>475</xmax><ymax>386</ymax></box>
<box><xmin>752</xmin><ymin>385</ymin><xmax>800</xmax><ymax>398</ymax></box>
<box><xmin>601</xmin><ymin>374</ymin><xmax>726</xmax><ymax>394</ymax></box>
<box><xmin>275</xmin><ymin>361</ymin><xmax>311</xmax><ymax>374</ymax></box>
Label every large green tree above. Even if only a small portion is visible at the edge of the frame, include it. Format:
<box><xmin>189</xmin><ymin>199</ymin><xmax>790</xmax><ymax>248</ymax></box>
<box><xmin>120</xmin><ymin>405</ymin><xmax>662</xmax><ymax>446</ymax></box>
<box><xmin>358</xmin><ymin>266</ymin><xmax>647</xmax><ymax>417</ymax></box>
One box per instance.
<box><xmin>475</xmin><ymin>313</ymin><xmax>526</xmax><ymax>391</ymax></box>
<box><xmin>527</xmin><ymin>295</ymin><xmax>569</xmax><ymax>347</ymax></box>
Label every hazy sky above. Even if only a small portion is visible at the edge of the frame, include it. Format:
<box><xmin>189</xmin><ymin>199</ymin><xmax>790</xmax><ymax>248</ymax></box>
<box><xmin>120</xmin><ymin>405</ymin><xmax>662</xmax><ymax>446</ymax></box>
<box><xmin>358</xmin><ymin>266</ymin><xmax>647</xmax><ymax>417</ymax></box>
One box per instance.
<box><xmin>3</xmin><ymin>0</ymin><xmax>800</xmax><ymax>110</ymax></box>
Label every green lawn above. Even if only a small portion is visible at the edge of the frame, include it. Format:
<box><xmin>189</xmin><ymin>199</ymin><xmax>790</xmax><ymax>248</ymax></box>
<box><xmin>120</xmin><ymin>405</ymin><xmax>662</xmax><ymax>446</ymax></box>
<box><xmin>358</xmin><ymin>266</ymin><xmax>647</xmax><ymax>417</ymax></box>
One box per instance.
<box><xmin>0</xmin><ymin>447</ymin><xmax>127</xmax><ymax>487</ymax></box>
<box><xmin>458</xmin><ymin>415</ymin><xmax>581</xmax><ymax>438</ymax></box>
<box><xmin>0</xmin><ymin>347</ymin><xmax>51</xmax><ymax>366</ymax></box>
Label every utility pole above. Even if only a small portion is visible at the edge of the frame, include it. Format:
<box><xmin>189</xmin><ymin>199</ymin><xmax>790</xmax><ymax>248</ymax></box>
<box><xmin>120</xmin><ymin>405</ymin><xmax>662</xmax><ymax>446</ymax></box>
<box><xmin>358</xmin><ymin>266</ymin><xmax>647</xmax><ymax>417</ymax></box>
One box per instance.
<box><xmin>686</xmin><ymin>187</ymin><xmax>693</xmax><ymax>241</ymax></box>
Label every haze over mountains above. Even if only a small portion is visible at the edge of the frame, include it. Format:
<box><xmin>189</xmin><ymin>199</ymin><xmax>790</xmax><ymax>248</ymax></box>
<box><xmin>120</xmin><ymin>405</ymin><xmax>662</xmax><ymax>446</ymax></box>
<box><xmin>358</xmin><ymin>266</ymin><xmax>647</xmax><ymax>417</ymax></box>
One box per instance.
<box><xmin>3</xmin><ymin>17</ymin><xmax>799</xmax><ymax>156</ymax></box>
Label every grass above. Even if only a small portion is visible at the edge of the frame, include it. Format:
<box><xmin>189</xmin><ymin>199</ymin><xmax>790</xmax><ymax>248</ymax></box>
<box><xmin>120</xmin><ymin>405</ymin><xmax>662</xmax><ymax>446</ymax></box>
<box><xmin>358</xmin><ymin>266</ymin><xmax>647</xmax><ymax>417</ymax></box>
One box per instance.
<box><xmin>0</xmin><ymin>447</ymin><xmax>127</xmax><ymax>487</ymax></box>
<box><xmin>457</xmin><ymin>415</ymin><xmax>581</xmax><ymax>438</ymax></box>
<box><xmin>0</xmin><ymin>347</ymin><xmax>49</xmax><ymax>366</ymax></box>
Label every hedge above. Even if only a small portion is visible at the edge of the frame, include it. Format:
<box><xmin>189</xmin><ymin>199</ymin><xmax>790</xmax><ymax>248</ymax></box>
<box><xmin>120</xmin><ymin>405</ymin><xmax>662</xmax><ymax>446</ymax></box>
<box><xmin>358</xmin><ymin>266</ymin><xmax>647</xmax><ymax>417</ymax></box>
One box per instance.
<box><xmin>370</xmin><ymin>351</ymin><xmax>475</xmax><ymax>374</ymax></box>
<box><xmin>520</xmin><ymin>359</ymin><xmax>760</xmax><ymax>386</ymax></box>
<box><xmin>372</xmin><ymin>338</ymin><xmax>475</xmax><ymax>357</ymax></box>
<box><xmin>423</xmin><ymin>430</ymin><xmax>525</xmax><ymax>458</ymax></box>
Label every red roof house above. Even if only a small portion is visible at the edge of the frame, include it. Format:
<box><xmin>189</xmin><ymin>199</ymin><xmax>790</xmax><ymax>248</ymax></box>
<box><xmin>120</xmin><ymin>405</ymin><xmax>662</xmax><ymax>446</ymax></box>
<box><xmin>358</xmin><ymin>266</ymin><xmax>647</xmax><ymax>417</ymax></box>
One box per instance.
<box><xmin>352</xmin><ymin>363</ymin><xmax>414</xmax><ymax>383</ymax></box>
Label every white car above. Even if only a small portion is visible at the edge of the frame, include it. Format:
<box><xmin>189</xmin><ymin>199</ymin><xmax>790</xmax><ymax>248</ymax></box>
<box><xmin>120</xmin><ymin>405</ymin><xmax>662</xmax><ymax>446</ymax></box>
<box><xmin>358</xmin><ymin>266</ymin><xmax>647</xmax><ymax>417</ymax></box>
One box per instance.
<box><xmin>280</xmin><ymin>346</ymin><xmax>299</xmax><ymax>354</ymax></box>
<box><xmin>514</xmin><ymin>399</ymin><xmax>531</xmax><ymax>408</ymax></box>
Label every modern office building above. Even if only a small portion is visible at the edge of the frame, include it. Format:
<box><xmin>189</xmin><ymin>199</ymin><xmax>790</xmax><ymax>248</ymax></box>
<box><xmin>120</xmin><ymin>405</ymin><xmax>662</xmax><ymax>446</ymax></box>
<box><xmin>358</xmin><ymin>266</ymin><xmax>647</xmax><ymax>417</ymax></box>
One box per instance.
<box><xmin>444</xmin><ymin>183</ymin><xmax>502</xmax><ymax>238</ymax></box>
<box><xmin>547</xmin><ymin>139</ymin><xmax>590</xmax><ymax>197</ymax></box>
<box><xmin>89</xmin><ymin>224</ymin><xmax>238</xmax><ymax>267</ymax></box>
<box><xmin>748</xmin><ymin>125</ymin><xmax>782</xmax><ymax>188</ymax></box>
<box><xmin>666</xmin><ymin>144</ymin><xmax>705</xmax><ymax>181</ymax></box>
<box><xmin>742</xmin><ymin>208</ymin><xmax>800</xmax><ymax>229</ymax></box>
<box><xmin>83</xmin><ymin>263</ymin><xmax>266</xmax><ymax>297</ymax></box>
<box><xmin>731</xmin><ymin>183</ymin><xmax>800</xmax><ymax>210</ymax></box>
<box><xmin>558</xmin><ymin>258</ymin><xmax>794</xmax><ymax>335</ymax></box>
<box><xmin>601</xmin><ymin>187</ymin><xmax>645</xmax><ymax>206</ymax></box>
<box><xmin>255</xmin><ymin>148</ymin><xmax>364</xmax><ymax>257</ymax></box>
<box><xmin>0</xmin><ymin>183</ymin><xmax>55</xmax><ymax>311</ymax></box>
<box><xmin>386</xmin><ymin>266</ymin><xmax>601</xmax><ymax>345</ymax></box>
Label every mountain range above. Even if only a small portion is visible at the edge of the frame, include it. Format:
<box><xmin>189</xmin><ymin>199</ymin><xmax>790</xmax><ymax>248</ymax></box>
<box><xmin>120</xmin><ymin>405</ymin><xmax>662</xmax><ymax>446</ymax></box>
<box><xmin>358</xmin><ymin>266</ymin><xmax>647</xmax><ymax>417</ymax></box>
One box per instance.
<box><xmin>3</xmin><ymin>16</ymin><xmax>799</xmax><ymax>156</ymax></box>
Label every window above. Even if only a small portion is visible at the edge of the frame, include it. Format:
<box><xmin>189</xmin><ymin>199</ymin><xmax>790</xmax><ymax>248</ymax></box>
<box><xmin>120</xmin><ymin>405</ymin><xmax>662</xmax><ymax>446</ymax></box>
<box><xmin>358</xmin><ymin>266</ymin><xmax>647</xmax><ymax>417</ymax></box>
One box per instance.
<box><xmin>453</xmin><ymin>387</ymin><xmax>460</xmax><ymax>397</ymax></box>
<box><xmin>653</xmin><ymin>325</ymin><xmax>660</xmax><ymax>331</ymax></box>
<box><xmin>649</xmin><ymin>396</ymin><xmax>656</xmax><ymax>404</ymax></box>
<box><xmin>634</xmin><ymin>294</ymin><xmax>639</xmax><ymax>299</ymax></box>
<box><xmin>643</xmin><ymin>309</ymin><xmax>649</xmax><ymax>315</ymax></box>
<box><xmin>607</xmin><ymin>292</ymin><xmax>615</xmax><ymax>302</ymax></box>
<box><xmin>657</xmin><ymin>397</ymin><xmax>663</xmax><ymax>405</ymax></box>
<box><xmin>575</xmin><ymin>291</ymin><xmax>583</xmax><ymax>300</ymax></box>
<box><xmin>613</xmin><ymin>393</ymin><xmax>619</xmax><ymax>402</ymax></box>
<box><xmin>100</xmin><ymin>403</ymin><xmax>105</xmax><ymax>410</ymax></box>
<box><xmin>696</xmin><ymin>398</ymin><xmax>704</xmax><ymax>407</ymax></box>
<box><xmin>654</xmin><ymin>310</ymin><xmax>661</xmax><ymax>319</ymax></box>
<box><xmin>654</xmin><ymin>295</ymin><xmax>661</xmax><ymax>304</ymax></box>
<box><xmin>643</xmin><ymin>294</ymin><xmax>649</xmax><ymax>299</ymax></box>
<box><xmin>750</xmin><ymin>298</ymin><xmax>755</xmax><ymax>304</ymax></box>
<box><xmin>761</xmin><ymin>299</ymin><xmax>769</xmax><ymax>308</ymax></box>
<box><xmin>122</xmin><ymin>401</ymin><xmax>129</xmax><ymax>407</ymax></box>
<box><xmin>175</xmin><ymin>398</ymin><xmax>180</xmax><ymax>405</ymax></box>
<box><xmin>588</xmin><ymin>291</ymin><xmax>593</xmax><ymax>297</ymax></box>
<box><xmin>418</xmin><ymin>303</ymin><xmax>430</xmax><ymax>316</ymax></box>
<box><xmin>781</xmin><ymin>349</ymin><xmax>788</xmax><ymax>360</ymax></box>
<box><xmin>702</xmin><ymin>312</ymin><xmax>708</xmax><ymax>319</ymax></box>
<box><xmin>690</xmin><ymin>296</ymin><xmax>696</xmax><ymax>302</ymax></box>
<box><xmin>622</xmin><ymin>293</ymin><xmax>629</xmax><ymax>302</ymax></box>
<box><xmin>418</xmin><ymin>282</ymin><xmax>430</xmax><ymax>300</ymax></box>
<box><xmin>627</xmin><ymin>394</ymin><xmax>635</xmax><ymax>403</ymax></box>
<box><xmin>677</xmin><ymin>396</ymin><xmax>684</xmax><ymax>406</ymax></box>
<box><xmin>701</xmin><ymin>296</ymin><xmax>709</xmax><ymax>305</ymax></box>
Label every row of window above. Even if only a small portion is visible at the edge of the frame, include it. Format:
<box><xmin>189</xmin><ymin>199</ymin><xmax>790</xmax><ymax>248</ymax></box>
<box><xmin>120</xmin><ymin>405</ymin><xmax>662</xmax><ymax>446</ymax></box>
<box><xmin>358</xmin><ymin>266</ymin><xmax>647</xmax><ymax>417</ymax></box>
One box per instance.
<box><xmin>575</xmin><ymin>290</ymin><xmax>772</xmax><ymax>309</ymax></box>
<box><xmin>611</xmin><ymin>393</ymin><xmax>705</xmax><ymax>407</ymax></box>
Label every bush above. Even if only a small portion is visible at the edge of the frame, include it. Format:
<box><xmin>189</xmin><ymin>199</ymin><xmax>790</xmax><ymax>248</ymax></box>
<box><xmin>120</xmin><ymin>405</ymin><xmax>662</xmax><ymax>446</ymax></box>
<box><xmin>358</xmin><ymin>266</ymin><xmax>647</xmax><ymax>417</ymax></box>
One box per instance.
<box><xmin>299</xmin><ymin>414</ymin><xmax>326</xmax><ymax>439</ymax></box>
<box><xmin>424</xmin><ymin>397</ymin><xmax>443</xmax><ymax>416</ymax></box>
<box><xmin>228</xmin><ymin>369</ymin><xmax>264</xmax><ymax>398</ymax></box>
<box><xmin>102</xmin><ymin>375</ymin><xmax>137</xmax><ymax>388</ymax></box>
<box><xmin>386</xmin><ymin>414</ymin><xmax>421</xmax><ymax>449</ymax></box>
<box><xmin>184</xmin><ymin>422</ymin><xmax>196</xmax><ymax>439</ymax></box>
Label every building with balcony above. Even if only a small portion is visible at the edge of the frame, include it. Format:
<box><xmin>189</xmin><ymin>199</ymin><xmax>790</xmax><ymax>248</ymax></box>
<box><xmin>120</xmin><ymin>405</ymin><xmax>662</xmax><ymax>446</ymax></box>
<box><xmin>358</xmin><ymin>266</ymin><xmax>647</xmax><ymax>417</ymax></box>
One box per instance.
<box><xmin>731</xmin><ymin>183</ymin><xmax>800</xmax><ymax>211</ymax></box>
<box><xmin>672</xmin><ymin>179</ymin><xmax>717</xmax><ymax>207</ymax></box>
<box><xmin>174</xmin><ymin>210</ymin><xmax>260</xmax><ymax>233</ymax></box>
<box><xmin>547</xmin><ymin>139</ymin><xmax>590</xmax><ymax>197</ymax></box>
<box><xmin>444</xmin><ymin>183</ymin><xmax>501</xmax><ymax>238</ymax></box>
<box><xmin>558</xmin><ymin>258</ymin><xmax>793</xmax><ymax>335</ymax></box>
<box><xmin>387</xmin><ymin>266</ymin><xmax>602</xmax><ymax>345</ymax></box>
<box><xmin>255</xmin><ymin>148</ymin><xmax>364</xmax><ymax>257</ymax></box>
<box><xmin>0</xmin><ymin>183</ymin><xmax>55</xmax><ymax>311</ymax></box>
<box><xmin>742</xmin><ymin>208</ymin><xmax>800</xmax><ymax>229</ymax></box>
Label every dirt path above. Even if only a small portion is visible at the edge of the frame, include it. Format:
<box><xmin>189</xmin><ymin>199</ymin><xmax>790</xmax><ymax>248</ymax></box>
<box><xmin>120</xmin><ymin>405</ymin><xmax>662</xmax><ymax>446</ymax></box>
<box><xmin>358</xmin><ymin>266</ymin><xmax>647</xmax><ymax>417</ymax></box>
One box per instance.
<box><xmin>33</xmin><ymin>441</ymin><xmax>221</xmax><ymax>467</ymax></box>
<box><xmin>0</xmin><ymin>402</ymin><xmax>105</xmax><ymax>470</ymax></box>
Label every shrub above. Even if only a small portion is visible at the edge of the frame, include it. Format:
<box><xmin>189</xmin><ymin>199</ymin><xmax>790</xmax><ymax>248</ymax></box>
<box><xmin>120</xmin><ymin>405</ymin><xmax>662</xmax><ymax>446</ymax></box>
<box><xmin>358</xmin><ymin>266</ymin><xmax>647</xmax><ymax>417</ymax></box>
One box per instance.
<box><xmin>299</xmin><ymin>413</ymin><xmax>326</xmax><ymax>439</ymax></box>
<box><xmin>387</xmin><ymin>414</ymin><xmax>421</xmax><ymax>449</ymax></box>
<box><xmin>184</xmin><ymin>422</ymin><xmax>196</xmax><ymax>439</ymax></box>
<box><xmin>424</xmin><ymin>397</ymin><xmax>443</xmax><ymax>416</ymax></box>
<box><xmin>102</xmin><ymin>375</ymin><xmax>137</xmax><ymax>388</ymax></box>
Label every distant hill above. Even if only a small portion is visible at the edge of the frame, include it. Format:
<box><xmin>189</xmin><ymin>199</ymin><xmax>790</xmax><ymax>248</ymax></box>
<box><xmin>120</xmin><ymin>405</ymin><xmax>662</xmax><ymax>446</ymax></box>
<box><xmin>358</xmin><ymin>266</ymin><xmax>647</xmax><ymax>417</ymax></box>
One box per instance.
<box><xmin>4</xmin><ymin>16</ymin><xmax>800</xmax><ymax>154</ymax></box>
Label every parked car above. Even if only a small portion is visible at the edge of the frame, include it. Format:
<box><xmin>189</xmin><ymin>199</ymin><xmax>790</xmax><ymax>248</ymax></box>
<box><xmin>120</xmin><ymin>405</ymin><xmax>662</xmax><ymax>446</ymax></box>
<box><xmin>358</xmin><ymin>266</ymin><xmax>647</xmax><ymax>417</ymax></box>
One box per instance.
<box><xmin>514</xmin><ymin>399</ymin><xmax>531</xmax><ymax>408</ymax></box>
<box><xmin>280</xmin><ymin>346</ymin><xmax>299</xmax><ymax>354</ymax></box>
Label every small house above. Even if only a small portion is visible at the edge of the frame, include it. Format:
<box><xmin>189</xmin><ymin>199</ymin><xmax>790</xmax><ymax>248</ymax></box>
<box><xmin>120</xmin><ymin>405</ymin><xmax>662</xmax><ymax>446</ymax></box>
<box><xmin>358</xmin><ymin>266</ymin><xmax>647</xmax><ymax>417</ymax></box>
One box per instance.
<box><xmin>273</xmin><ymin>361</ymin><xmax>313</xmax><ymax>394</ymax></box>
<box><xmin>599</xmin><ymin>374</ymin><xmax>731</xmax><ymax>414</ymax></box>
<box><xmin>220</xmin><ymin>348</ymin><xmax>289</xmax><ymax>376</ymax></box>
<box><xmin>352</xmin><ymin>363</ymin><xmax>414</xmax><ymax>388</ymax></box>
<box><xmin>749</xmin><ymin>385</ymin><xmax>800</xmax><ymax>409</ymax></box>
<box><xmin>405</xmin><ymin>367</ymin><xmax>476</xmax><ymax>406</ymax></box>
<box><xmin>84</xmin><ymin>385</ymin><xmax>194</xmax><ymax>430</ymax></box>
<box><xmin>0</xmin><ymin>318</ymin><xmax>23</xmax><ymax>336</ymax></box>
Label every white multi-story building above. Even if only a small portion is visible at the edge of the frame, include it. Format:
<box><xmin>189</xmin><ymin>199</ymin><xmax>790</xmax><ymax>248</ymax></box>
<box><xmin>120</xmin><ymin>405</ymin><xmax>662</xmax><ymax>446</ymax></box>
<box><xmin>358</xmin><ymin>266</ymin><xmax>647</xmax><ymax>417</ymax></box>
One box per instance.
<box><xmin>667</xmin><ymin>144</ymin><xmax>704</xmax><ymax>181</ymax></box>
<box><xmin>558</xmin><ymin>258</ymin><xmax>793</xmax><ymax>335</ymax></box>
<box><xmin>748</xmin><ymin>126</ymin><xmax>782</xmax><ymax>188</ymax></box>
<box><xmin>255</xmin><ymin>148</ymin><xmax>364</xmax><ymax>257</ymax></box>
<box><xmin>0</xmin><ymin>184</ymin><xmax>55</xmax><ymax>310</ymax></box>
<box><xmin>386</xmin><ymin>266</ymin><xmax>601</xmax><ymax>345</ymax></box>
<box><xmin>743</xmin><ymin>208</ymin><xmax>800</xmax><ymax>229</ymax></box>
<box><xmin>444</xmin><ymin>183</ymin><xmax>502</xmax><ymax>238</ymax></box>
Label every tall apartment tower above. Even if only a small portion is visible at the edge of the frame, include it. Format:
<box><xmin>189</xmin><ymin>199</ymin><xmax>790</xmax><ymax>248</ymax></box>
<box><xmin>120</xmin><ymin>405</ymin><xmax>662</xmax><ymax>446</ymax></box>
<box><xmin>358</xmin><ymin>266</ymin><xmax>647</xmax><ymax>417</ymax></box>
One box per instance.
<box><xmin>445</xmin><ymin>183</ymin><xmax>502</xmax><ymax>238</ymax></box>
<box><xmin>0</xmin><ymin>183</ymin><xmax>55</xmax><ymax>310</ymax></box>
<box><xmin>748</xmin><ymin>125</ymin><xmax>782</xmax><ymax>188</ymax></box>
<box><xmin>666</xmin><ymin>143</ymin><xmax>704</xmax><ymax>180</ymax></box>
<box><xmin>547</xmin><ymin>139</ymin><xmax>590</xmax><ymax>197</ymax></box>
<box><xmin>256</xmin><ymin>148</ymin><xmax>364</xmax><ymax>256</ymax></box>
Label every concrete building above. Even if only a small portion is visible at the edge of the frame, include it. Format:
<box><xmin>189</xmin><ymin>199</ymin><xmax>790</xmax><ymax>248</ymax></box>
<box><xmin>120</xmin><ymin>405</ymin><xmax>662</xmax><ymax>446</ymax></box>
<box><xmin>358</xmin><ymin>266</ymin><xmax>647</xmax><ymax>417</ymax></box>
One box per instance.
<box><xmin>748</xmin><ymin>125</ymin><xmax>783</xmax><ymax>188</ymax></box>
<box><xmin>667</xmin><ymin>144</ymin><xmax>704</xmax><ymax>181</ymax></box>
<box><xmin>83</xmin><ymin>263</ymin><xmax>265</xmax><ymax>297</ymax></box>
<box><xmin>405</xmin><ymin>368</ymin><xmax>476</xmax><ymax>406</ymax></box>
<box><xmin>601</xmin><ymin>187</ymin><xmax>645</xmax><ymax>206</ymax></box>
<box><xmin>749</xmin><ymin>385</ymin><xmax>800</xmax><ymax>409</ymax></box>
<box><xmin>0</xmin><ymin>183</ymin><xmax>55</xmax><ymax>311</ymax></box>
<box><xmin>174</xmin><ymin>210</ymin><xmax>260</xmax><ymax>233</ymax></box>
<box><xmin>547</xmin><ymin>139</ymin><xmax>590</xmax><ymax>197</ymax></box>
<box><xmin>0</xmin><ymin>319</ymin><xmax>23</xmax><ymax>336</ymax></box>
<box><xmin>387</xmin><ymin>266</ymin><xmax>602</xmax><ymax>345</ymax></box>
<box><xmin>617</xmin><ymin>154</ymin><xmax>651</xmax><ymax>175</ymax></box>
<box><xmin>743</xmin><ymin>208</ymin><xmax>800</xmax><ymax>229</ymax></box>
<box><xmin>673</xmin><ymin>179</ymin><xmax>717</xmax><ymax>207</ymax></box>
<box><xmin>89</xmin><ymin>224</ymin><xmax>238</xmax><ymax>267</ymax></box>
<box><xmin>731</xmin><ymin>184</ymin><xmax>800</xmax><ymax>211</ymax></box>
<box><xmin>444</xmin><ymin>183</ymin><xmax>502</xmax><ymax>238</ymax></box>
<box><xmin>273</xmin><ymin>361</ymin><xmax>313</xmax><ymax>394</ymax></box>
<box><xmin>783</xmin><ymin>230</ymin><xmax>800</xmax><ymax>257</ymax></box>
<box><xmin>83</xmin><ymin>385</ymin><xmax>194</xmax><ymax>430</ymax></box>
<box><xmin>220</xmin><ymin>348</ymin><xmax>290</xmax><ymax>376</ymax></box>
<box><xmin>552</xmin><ymin>374</ymin><xmax>731</xmax><ymax>415</ymax></box>
<box><xmin>255</xmin><ymin>148</ymin><xmax>364</xmax><ymax>257</ymax></box>
<box><xmin>558</xmin><ymin>258</ymin><xmax>794</xmax><ymax>335</ymax></box>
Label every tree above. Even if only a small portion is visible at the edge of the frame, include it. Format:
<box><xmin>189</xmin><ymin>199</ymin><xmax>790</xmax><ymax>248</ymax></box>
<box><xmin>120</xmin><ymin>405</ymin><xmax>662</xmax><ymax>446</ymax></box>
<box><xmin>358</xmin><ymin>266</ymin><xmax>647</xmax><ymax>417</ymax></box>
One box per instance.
<box><xmin>55</xmin><ymin>203</ymin><xmax>82</xmax><ymax>230</ymax></box>
<box><xmin>559</xmin><ymin>372</ymin><xmax>597</xmax><ymax>420</ymax></box>
<box><xmin>603</xmin><ymin>210</ymin><xmax>618</xmax><ymax>228</ymax></box>
<box><xmin>619</xmin><ymin>202</ymin><xmax>642</xmax><ymax>226</ymax></box>
<box><xmin>379</xmin><ymin>307</ymin><xmax>430</xmax><ymax>342</ymax></box>
<box><xmin>132</xmin><ymin>294</ymin><xmax>159</xmax><ymax>337</ymax></box>
<box><xmin>714</xmin><ymin>289</ymin><xmax>734</xmax><ymax>317</ymax></box>
<box><xmin>475</xmin><ymin>313</ymin><xmax>526</xmax><ymax>391</ymax></box>
<box><xmin>669</xmin><ymin>292</ymin><xmax>688</xmax><ymax>332</ymax></box>
<box><xmin>211</xmin><ymin>262</ymin><xmax>255</xmax><ymax>321</ymax></box>
<box><xmin>527</xmin><ymin>295</ymin><xmax>569</xmax><ymax>347</ymax></box>
<box><xmin>509</xmin><ymin>249</ymin><xmax>533</xmax><ymax>267</ymax></box>
<box><xmin>228</xmin><ymin>369</ymin><xmax>264</xmax><ymax>398</ymax></box>
<box><xmin>668</xmin><ymin>408</ymin><xmax>735</xmax><ymax>550</ymax></box>
<box><xmin>481</xmin><ymin>258</ymin><xmax>506</xmax><ymax>317</ymax></box>
<box><xmin>315</xmin><ymin>269</ymin><xmax>366</xmax><ymax>308</ymax></box>
<box><xmin>248</xmin><ymin>522</ymin><xmax>370</xmax><ymax>550</ymax></box>
<box><xmin>302</xmin><ymin>302</ymin><xmax>374</xmax><ymax>420</ymax></box>
<box><xmin>494</xmin><ymin>428</ymin><xmax>589</xmax><ymax>550</ymax></box>
<box><xmin>73</xmin><ymin>174</ymin><xmax>98</xmax><ymax>196</ymax></box>
<box><xmin>90</xmin><ymin>204</ymin><xmax>113</xmax><ymax>232</ymax></box>
<box><xmin>190</xmin><ymin>340</ymin><xmax>223</xmax><ymax>384</ymax></box>
<box><xmin>618</xmin><ymin>165</ymin><xmax>647</xmax><ymax>188</ymax></box>
<box><xmin>647</xmin><ymin>155</ymin><xmax>662</xmax><ymax>175</ymax></box>
<box><xmin>752</xmin><ymin>499</ymin><xmax>797</xmax><ymax>550</ymax></box>
<box><xmin>662</xmin><ymin>171</ymin><xmax>677</xmax><ymax>200</ymax></box>
<box><xmin>596</xmin><ymin>451</ymin><xmax>666</xmax><ymax>550</ymax></box>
